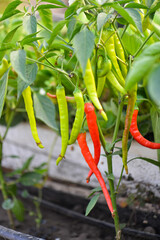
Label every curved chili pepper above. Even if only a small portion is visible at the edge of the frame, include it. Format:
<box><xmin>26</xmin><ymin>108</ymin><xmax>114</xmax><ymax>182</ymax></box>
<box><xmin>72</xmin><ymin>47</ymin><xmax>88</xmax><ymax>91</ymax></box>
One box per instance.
<box><xmin>0</xmin><ymin>58</ymin><xmax>8</xmax><ymax>78</ymax></box>
<box><xmin>130</xmin><ymin>109</ymin><xmax>160</xmax><ymax>149</ymax></box>
<box><xmin>22</xmin><ymin>86</ymin><xmax>44</xmax><ymax>148</ymax></box>
<box><xmin>106</xmin><ymin>71</ymin><xmax>126</xmax><ymax>95</ymax></box>
<box><xmin>114</xmin><ymin>33</ymin><xmax>128</xmax><ymax>78</ymax></box>
<box><xmin>84</xmin><ymin>102</ymin><xmax>101</xmax><ymax>183</ymax></box>
<box><xmin>97</xmin><ymin>57</ymin><xmax>112</xmax><ymax>77</ymax></box>
<box><xmin>102</xmin><ymin>31</ymin><xmax>125</xmax><ymax>87</ymax></box>
<box><xmin>68</xmin><ymin>89</ymin><xmax>84</xmax><ymax>145</ymax></box>
<box><xmin>122</xmin><ymin>85</ymin><xmax>137</xmax><ymax>173</ymax></box>
<box><xmin>84</xmin><ymin>59</ymin><xmax>108</xmax><ymax>121</ymax></box>
<box><xmin>77</xmin><ymin>132</ymin><xmax>114</xmax><ymax>215</ymax></box>
<box><xmin>97</xmin><ymin>76</ymin><xmax>106</xmax><ymax>98</ymax></box>
<box><xmin>56</xmin><ymin>84</ymin><xmax>69</xmax><ymax>165</ymax></box>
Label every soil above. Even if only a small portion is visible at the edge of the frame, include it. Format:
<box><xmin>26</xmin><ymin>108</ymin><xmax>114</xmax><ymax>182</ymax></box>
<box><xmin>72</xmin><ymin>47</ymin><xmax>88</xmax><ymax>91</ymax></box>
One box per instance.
<box><xmin>0</xmin><ymin>185</ymin><xmax>160</xmax><ymax>240</ymax></box>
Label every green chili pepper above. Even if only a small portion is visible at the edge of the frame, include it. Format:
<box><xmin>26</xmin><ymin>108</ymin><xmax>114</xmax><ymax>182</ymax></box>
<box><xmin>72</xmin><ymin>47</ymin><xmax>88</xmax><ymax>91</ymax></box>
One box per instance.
<box><xmin>0</xmin><ymin>58</ymin><xmax>9</xmax><ymax>78</ymax></box>
<box><xmin>56</xmin><ymin>84</ymin><xmax>69</xmax><ymax>165</ymax></box>
<box><xmin>122</xmin><ymin>85</ymin><xmax>137</xmax><ymax>173</ymax></box>
<box><xmin>84</xmin><ymin>59</ymin><xmax>108</xmax><ymax>121</ymax></box>
<box><xmin>22</xmin><ymin>86</ymin><xmax>44</xmax><ymax>148</ymax></box>
<box><xmin>68</xmin><ymin>88</ymin><xmax>84</xmax><ymax>145</ymax></box>
<box><xmin>97</xmin><ymin>57</ymin><xmax>112</xmax><ymax>77</ymax></box>
<box><xmin>97</xmin><ymin>76</ymin><xmax>106</xmax><ymax>98</ymax></box>
<box><xmin>114</xmin><ymin>33</ymin><xmax>128</xmax><ymax>78</ymax></box>
<box><xmin>106</xmin><ymin>71</ymin><xmax>126</xmax><ymax>95</ymax></box>
<box><xmin>102</xmin><ymin>30</ymin><xmax>125</xmax><ymax>87</ymax></box>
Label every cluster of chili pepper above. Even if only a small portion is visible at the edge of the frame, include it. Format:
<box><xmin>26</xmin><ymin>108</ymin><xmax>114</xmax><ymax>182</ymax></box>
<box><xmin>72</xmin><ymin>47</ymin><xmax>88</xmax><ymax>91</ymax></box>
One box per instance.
<box><xmin>77</xmin><ymin>102</ymin><xmax>114</xmax><ymax>216</ymax></box>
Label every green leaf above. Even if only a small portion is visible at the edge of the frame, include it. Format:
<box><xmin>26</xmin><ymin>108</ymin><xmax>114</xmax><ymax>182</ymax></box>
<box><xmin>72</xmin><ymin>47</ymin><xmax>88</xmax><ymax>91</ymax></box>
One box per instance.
<box><xmin>37</xmin><ymin>4</ymin><xmax>63</xmax><ymax>10</ymax></box>
<box><xmin>145</xmin><ymin>2</ymin><xmax>160</xmax><ymax>17</ymax></box>
<box><xmin>23</xmin><ymin>15</ymin><xmax>37</xmax><ymax>35</ymax></box>
<box><xmin>12</xmin><ymin>198</ymin><xmax>25</xmax><ymax>222</ymax></box>
<box><xmin>67</xmin><ymin>17</ymin><xmax>82</xmax><ymax>41</ymax></box>
<box><xmin>20</xmin><ymin>37</ymin><xmax>43</xmax><ymax>46</ymax></box>
<box><xmin>2</xmin><ymin>199</ymin><xmax>14</xmax><ymax>210</ymax></box>
<box><xmin>41</xmin><ymin>0</ymin><xmax>67</xmax><ymax>7</ymax></box>
<box><xmin>19</xmin><ymin>172</ymin><xmax>43</xmax><ymax>186</ymax></box>
<box><xmin>120</xmin><ymin>30</ymin><xmax>143</xmax><ymax>55</ymax></box>
<box><xmin>0</xmin><ymin>69</ymin><xmax>9</xmax><ymax>118</ymax></box>
<box><xmin>0</xmin><ymin>0</ymin><xmax>22</xmax><ymax>21</ymax></box>
<box><xmin>48</xmin><ymin>20</ymin><xmax>67</xmax><ymax>47</ymax></box>
<box><xmin>125</xmin><ymin>55</ymin><xmax>158</xmax><ymax>90</ymax></box>
<box><xmin>112</xmin><ymin>3</ymin><xmax>142</xmax><ymax>33</ymax></box>
<box><xmin>38</xmin><ymin>9</ymin><xmax>53</xmax><ymax>30</ymax></box>
<box><xmin>21</xmin><ymin>156</ymin><xmax>34</xmax><ymax>172</ymax></box>
<box><xmin>17</xmin><ymin>63</ymin><xmax>38</xmax><ymax>98</ymax></box>
<box><xmin>88</xmin><ymin>186</ymin><xmax>102</xmax><ymax>198</ymax></box>
<box><xmin>65</xmin><ymin>0</ymin><xmax>80</xmax><ymax>19</ymax></box>
<box><xmin>33</xmin><ymin>93</ymin><xmax>58</xmax><ymax>131</ymax></box>
<box><xmin>150</xmin><ymin>106</ymin><xmax>160</xmax><ymax>163</ymax></box>
<box><xmin>10</xmin><ymin>49</ymin><xmax>26</xmax><ymax>83</ymax></box>
<box><xmin>105</xmin><ymin>172</ymin><xmax>115</xmax><ymax>181</ymax></box>
<box><xmin>73</xmin><ymin>27</ymin><xmax>95</xmax><ymax>75</ymax></box>
<box><xmin>128</xmin><ymin>156</ymin><xmax>160</xmax><ymax>167</ymax></box>
<box><xmin>124</xmin><ymin>3</ymin><xmax>148</xmax><ymax>9</ymax></box>
<box><xmin>140</xmin><ymin>42</ymin><xmax>160</xmax><ymax>57</ymax></box>
<box><xmin>147</xmin><ymin>65</ymin><xmax>160</xmax><ymax>106</ymax></box>
<box><xmin>85</xmin><ymin>194</ymin><xmax>100</xmax><ymax>216</ymax></box>
<box><xmin>97</xmin><ymin>12</ymin><xmax>112</xmax><ymax>31</ymax></box>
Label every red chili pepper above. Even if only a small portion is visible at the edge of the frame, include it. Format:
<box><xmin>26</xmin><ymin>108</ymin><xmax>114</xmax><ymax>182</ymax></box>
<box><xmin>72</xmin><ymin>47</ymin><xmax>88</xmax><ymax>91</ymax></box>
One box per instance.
<box><xmin>130</xmin><ymin>109</ymin><xmax>160</xmax><ymax>149</ymax></box>
<box><xmin>77</xmin><ymin>132</ymin><xmax>114</xmax><ymax>215</ymax></box>
<box><xmin>84</xmin><ymin>102</ymin><xmax>101</xmax><ymax>183</ymax></box>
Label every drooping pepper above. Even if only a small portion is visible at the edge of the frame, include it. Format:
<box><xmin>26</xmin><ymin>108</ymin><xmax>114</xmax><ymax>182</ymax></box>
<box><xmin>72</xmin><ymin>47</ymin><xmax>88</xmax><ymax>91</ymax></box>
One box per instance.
<box><xmin>83</xmin><ymin>59</ymin><xmax>108</xmax><ymax>121</ymax></box>
<box><xmin>68</xmin><ymin>88</ymin><xmax>84</xmax><ymax>145</ymax></box>
<box><xmin>22</xmin><ymin>86</ymin><xmax>44</xmax><ymax>148</ymax></box>
<box><xmin>122</xmin><ymin>85</ymin><xmax>137</xmax><ymax>173</ymax></box>
<box><xmin>84</xmin><ymin>102</ymin><xmax>101</xmax><ymax>183</ymax></box>
<box><xmin>77</xmin><ymin>132</ymin><xmax>114</xmax><ymax>215</ymax></box>
<box><xmin>130</xmin><ymin>109</ymin><xmax>160</xmax><ymax>149</ymax></box>
<box><xmin>56</xmin><ymin>84</ymin><xmax>69</xmax><ymax>165</ymax></box>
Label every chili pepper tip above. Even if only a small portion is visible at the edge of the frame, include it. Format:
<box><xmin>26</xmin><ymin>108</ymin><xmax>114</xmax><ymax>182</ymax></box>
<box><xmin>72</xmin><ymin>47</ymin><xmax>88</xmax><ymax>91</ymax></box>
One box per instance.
<box><xmin>124</xmin><ymin>165</ymin><xmax>128</xmax><ymax>174</ymax></box>
<box><xmin>100</xmin><ymin>110</ymin><xmax>108</xmax><ymax>121</ymax></box>
<box><xmin>36</xmin><ymin>142</ymin><xmax>44</xmax><ymax>149</ymax></box>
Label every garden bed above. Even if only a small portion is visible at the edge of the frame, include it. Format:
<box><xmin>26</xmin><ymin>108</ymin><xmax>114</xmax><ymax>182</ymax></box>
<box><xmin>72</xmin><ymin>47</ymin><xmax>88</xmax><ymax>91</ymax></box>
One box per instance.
<box><xmin>0</xmin><ymin>180</ymin><xmax>160</xmax><ymax>240</ymax></box>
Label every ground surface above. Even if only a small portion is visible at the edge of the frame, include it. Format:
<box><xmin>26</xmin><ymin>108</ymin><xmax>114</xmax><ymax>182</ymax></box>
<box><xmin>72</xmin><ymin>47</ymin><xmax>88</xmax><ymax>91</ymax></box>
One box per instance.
<box><xmin>0</xmin><ymin>185</ymin><xmax>160</xmax><ymax>240</ymax></box>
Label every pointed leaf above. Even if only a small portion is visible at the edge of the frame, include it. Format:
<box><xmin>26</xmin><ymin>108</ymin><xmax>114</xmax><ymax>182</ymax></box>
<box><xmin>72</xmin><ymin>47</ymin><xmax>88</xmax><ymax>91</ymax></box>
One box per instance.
<box><xmin>88</xmin><ymin>186</ymin><xmax>102</xmax><ymax>198</ymax></box>
<box><xmin>147</xmin><ymin>64</ymin><xmax>160</xmax><ymax>106</ymax></box>
<box><xmin>65</xmin><ymin>0</ymin><xmax>80</xmax><ymax>19</ymax></box>
<box><xmin>21</xmin><ymin>156</ymin><xmax>34</xmax><ymax>172</ymax></box>
<box><xmin>125</xmin><ymin>55</ymin><xmax>158</xmax><ymax>90</ymax></box>
<box><xmin>23</xmin><ymin>15</ymin><xmax>37</xmax><ymax>35</ymax></box>
<box><xmin>145</xmin><ymin>2</ymin><xmax>160</xmax><ymax>17</ymax></box>
<box><xmin>48</xmin><ymin>20</ymin><xmax>67</xmax><ymax>47</ymax></box>
<box><xmin>73</xmin><ymin>27</ymin><xmax>95</xmax><ymax>75</ymax></box>
<box><xmin>97</xmin><ymin>12</ymin><xmax>112</xmax><ymax>31</ymax></box>
<box><xmin>128</xmin><ymin>157</ymin><xmax>160</xmax><ymax>167</ymax></box>
<box><xmin>38</xmin><ymin>9</ymin><xmax>53</xmax><ymax>30</ymax></box>
<box><xmin>125</xmin><ymin>3</ymin><xmax>148</xmax><ymax>9</ymax></box>
<box><xmin>33</xmin><ymin>93</ymin><xmax>58</xmax><ymax>131</ymax></box>
<box><xmin>85</xmin><ymin>194</ymin><xmax>100</xmax><ymax>216</ymax></box>
<box><xmin>10</xmin><ymin>49</ymin><xmax>26</xmax><ymax>82</ymax></box>
<box><xmin>41</xmin><ymin>0</ymin><xmax>67</xmax><ymax>7</ymax></box>
<box><xmin>12</xmin><ymin>198</ymin><xmax>25</xmax><ymax>222</ymax></box>
<box><xmin>37</xmin><ymin>4</ymin><xmax>63</xmax><ymax>10</ymax></box>
<box><xmin>112</xmin><ymin>3</ymin><xmax>142</xmax><ymax>33</ymax></box>
<box><xmin>0</xmin><ymin>69</ymin><xmax>9</xmax><ymax>117</ymax></box>
<box><xmin>17</xmin><ymin>63</ymin><xmax>38</xmax><ymax>98</ymax></box>
<box><xmin>0</xmin><ymin>0</ymin><xmax>22</xmax><ymax>21</ymax></box>
<box><xmin>20</xmin><ymin>37</ymin><xmax>43</xmax><ymax>46</ymax></box>
<box><xmin>19</xmin><ymin>172</ymin><xmax>43</xmax><ymax>186</ymax></box>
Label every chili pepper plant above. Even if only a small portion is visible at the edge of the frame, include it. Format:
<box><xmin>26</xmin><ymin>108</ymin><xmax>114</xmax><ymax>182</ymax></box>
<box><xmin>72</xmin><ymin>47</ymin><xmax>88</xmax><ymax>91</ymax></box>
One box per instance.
<box><xmin>0</xmin><ymin>0</ymin><xmax>160</xmax><ymax>239</ymax></box>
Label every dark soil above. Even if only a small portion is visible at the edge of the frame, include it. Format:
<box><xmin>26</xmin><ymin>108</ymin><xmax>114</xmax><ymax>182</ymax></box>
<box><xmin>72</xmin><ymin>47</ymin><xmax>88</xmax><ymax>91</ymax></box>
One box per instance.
<box><xmin>0</xmin><ymin>185</ymin><xmax>160</xmax><ymax>240</ymax></box>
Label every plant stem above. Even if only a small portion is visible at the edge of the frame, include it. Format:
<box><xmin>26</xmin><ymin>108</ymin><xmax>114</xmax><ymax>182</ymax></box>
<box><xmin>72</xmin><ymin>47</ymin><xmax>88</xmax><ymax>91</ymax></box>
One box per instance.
<box><xmin>134</xmin><ymin>31</ymin><xmax>154</xmax><ymax>57</ymax></box>
<box><xmin>98</xmin><ymin>99</ymin><xmax>124</xmax><ymax>240</ymax></box>
<box><xmin>0</xmin><ymin>141</ymin><xmax>14</xmax><ymax>228</ymax></box>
